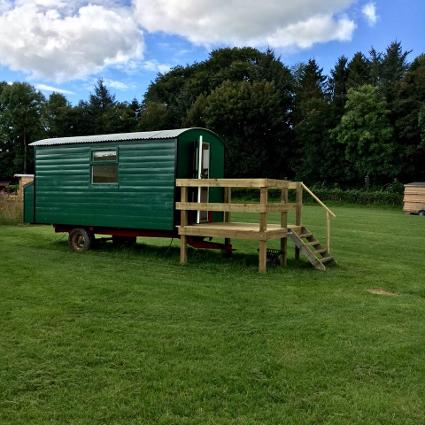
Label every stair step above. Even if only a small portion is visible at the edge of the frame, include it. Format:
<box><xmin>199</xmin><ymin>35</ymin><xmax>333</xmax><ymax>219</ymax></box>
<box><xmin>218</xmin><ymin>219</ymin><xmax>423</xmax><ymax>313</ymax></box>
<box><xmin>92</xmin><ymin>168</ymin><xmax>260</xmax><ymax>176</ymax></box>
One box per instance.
<box><xmin>307</xmin><ymin>240</ymin><xmax>320</xmax><ymax>246</ymax></box>
<box><xmin>288</xmin><ymin>227</ymin><xmax>335</xmax><ymax>271</ymax></box>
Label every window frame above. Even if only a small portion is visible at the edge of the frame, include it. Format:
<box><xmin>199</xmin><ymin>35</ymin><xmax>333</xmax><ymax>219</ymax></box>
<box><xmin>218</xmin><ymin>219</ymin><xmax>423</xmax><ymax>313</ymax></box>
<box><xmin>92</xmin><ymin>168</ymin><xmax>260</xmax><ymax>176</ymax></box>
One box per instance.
<box><xmin>90</xmin><ymin>147</ymin><xmax>119</xmax><ymax>186</ymax></box>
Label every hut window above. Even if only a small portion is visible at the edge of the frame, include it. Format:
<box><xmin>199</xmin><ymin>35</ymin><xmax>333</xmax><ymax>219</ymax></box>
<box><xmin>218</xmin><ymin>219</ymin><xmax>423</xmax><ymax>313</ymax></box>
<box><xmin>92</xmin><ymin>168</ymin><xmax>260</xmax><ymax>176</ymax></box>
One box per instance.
<box><xmin>91</xmin><ymin>149</ymin><xmax>118</xmax><ymax>184</ymax></box>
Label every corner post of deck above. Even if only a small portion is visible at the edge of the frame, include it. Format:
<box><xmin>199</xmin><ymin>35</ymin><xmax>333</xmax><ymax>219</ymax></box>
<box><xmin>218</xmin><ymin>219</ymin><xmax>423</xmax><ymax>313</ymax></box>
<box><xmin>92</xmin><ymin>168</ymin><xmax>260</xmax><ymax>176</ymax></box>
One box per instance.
<box><xmin>295</xmin><ymin>182</ymin><xmax>303</xmax><ymax>261</ymax></box>
<box><xmin>280</xmin><ymin>186</ymin><xmax>288</xmax><ymax>267</ymax></box>
<box><xmin>224</xmin><ymin>187</ymin><xmax>232</xmax><ymax>251</ymax></box>
<box><xmin>258</xmin><ymin>186</ymin><xmax>268</xmax><ymax>273</ymax></box>
<box><xmin>180</xmin><ymin>186</ymin><xmax>188</xmax><ymax>265</ymax></box>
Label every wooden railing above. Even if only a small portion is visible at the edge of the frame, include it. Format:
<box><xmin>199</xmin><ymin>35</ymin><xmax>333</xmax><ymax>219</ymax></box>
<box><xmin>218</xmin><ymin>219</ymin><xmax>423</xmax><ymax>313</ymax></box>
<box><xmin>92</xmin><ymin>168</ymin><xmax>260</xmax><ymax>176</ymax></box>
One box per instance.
<box><xmin>176</xmin><ymin>178</ymin><xmax>299</xmax><ymax>271</ymax></box>
<box><xmin>301</xmin><ymin>183</ymin><xmax>336</xmax><ymax>254</ymax></box>
<box><xmin>176</xmin><ymin>178</ymin><xmax>299</xmax><ymax>224</ymax></box>
<box><xmin>175</xmin><ymin>178</ymin><xmax>336</xmax><ymax>271</ymax></box>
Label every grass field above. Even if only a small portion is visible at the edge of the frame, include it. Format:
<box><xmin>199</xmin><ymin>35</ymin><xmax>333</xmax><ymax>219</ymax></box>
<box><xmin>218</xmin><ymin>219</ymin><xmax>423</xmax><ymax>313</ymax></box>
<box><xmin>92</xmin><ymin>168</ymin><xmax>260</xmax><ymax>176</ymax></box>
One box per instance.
<box><xmin>1</xmin><ymin>205</ymin><xmax>425</xmax><ymax>424</ymax></box>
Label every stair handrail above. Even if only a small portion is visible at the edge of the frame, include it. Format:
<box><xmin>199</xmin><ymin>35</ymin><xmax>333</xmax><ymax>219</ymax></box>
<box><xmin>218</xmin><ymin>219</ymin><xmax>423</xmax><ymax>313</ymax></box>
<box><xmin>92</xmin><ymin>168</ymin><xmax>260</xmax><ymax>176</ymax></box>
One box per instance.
<box><xmin>301</xmin><ymin>183</ymin><xmax>336</xmax><ymax>217</ymax></box>
<box><xmin>301</xmin><ymin>183</ymin><xmax>336</xmax><ymax>254</ymax></box>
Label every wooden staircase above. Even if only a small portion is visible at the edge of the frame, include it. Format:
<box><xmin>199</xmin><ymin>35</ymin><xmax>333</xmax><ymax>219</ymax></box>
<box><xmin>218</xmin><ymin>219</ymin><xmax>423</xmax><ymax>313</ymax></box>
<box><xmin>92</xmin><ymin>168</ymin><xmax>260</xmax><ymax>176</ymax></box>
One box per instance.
<box><xmin>288</xmin><ymin>226</ymin><xmax>334</xmax><ymax>271</ymax></box>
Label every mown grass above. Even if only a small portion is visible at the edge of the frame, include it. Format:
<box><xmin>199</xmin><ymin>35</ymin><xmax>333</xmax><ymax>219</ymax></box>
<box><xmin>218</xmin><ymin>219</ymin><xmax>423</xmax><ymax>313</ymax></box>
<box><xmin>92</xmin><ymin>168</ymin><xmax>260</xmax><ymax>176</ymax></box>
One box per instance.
<box><xmin>1</xmin><ymin>205</ymin><xmax>425</xmax><ymax>424</ymax></box>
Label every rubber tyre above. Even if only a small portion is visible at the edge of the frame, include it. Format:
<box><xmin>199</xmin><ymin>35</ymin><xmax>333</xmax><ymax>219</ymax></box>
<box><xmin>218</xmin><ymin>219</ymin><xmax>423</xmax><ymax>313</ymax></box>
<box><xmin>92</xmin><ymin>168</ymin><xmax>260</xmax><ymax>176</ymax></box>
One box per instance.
<box><xmin>68</xmin><ymin>228</ymin><xmax>94</xmax><ymax>252</ymax></box>
<box><xmin>419</xmin><ymin>210</ymin><xmax>425</xmax><ymax>216</ymax></box>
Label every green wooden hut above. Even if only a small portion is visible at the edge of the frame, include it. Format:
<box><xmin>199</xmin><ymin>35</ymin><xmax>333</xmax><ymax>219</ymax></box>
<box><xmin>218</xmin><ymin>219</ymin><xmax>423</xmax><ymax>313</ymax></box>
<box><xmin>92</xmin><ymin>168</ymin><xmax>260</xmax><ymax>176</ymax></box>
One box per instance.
<box><xmin>25</xmin><ymin>128</ymin><xmax>225</xmax><ymax>250</ymax></box>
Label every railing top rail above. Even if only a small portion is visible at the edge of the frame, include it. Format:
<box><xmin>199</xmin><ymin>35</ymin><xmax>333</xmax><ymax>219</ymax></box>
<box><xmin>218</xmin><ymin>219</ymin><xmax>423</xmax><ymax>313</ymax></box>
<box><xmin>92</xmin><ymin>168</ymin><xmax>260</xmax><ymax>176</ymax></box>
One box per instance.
<box><xmin>301</xmin><ymin>183</ymin><xmax>336</xmax><ymax>217</ymax></box>
<box><xmin>176</xmin><ymin>178</ymin><xmax>297</xmax><ymax>189</ymax></box>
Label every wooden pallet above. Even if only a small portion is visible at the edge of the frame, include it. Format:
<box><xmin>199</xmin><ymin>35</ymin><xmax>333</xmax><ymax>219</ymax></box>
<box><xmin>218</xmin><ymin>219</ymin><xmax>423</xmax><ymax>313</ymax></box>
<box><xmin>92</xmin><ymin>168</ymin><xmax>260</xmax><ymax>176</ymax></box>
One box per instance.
<box><xmin>403</xmin><ymin>183</ymin><xmax>425</xmax><ymax>214</ymax></box>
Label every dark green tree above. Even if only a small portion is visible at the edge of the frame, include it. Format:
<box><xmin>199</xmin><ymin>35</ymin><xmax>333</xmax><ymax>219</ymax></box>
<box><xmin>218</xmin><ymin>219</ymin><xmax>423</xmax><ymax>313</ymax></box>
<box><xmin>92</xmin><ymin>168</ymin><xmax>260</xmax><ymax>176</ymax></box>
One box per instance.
<box><xmin>419</xmin><ymin>103</ymin><xmax>425</xmax><ymax>146</ymax></box>
<box><xmin>347</xmin><ymin>52</ymin><xmax>371</xmax><ymax>89</ymax></box>
<box><xmin>139</xmin><ymin>101</ymin><xmax>173</xmax><ymax>131</ymax></box>
<box><xmin>187</xmin><ymin>80</ymin><xmax>289</xmax><ymax>178</ymax></box>
<box><xmin>394</xmin><ymin>54</ymin><xmax>425</xmax><ymax>180</ymax></box>
<box><xmin>325</xmin><ymin>56</ymin><xmax>353</xmax><ymax>185</ymax></box>
<box><xmin>87</xmin><ymin>79</ymin><xmax>119</xmax><ymax>134</ymax></box>
<box><xmin>43</xmin><ymin>92</ymin><xmax>74</xmax><ymax>138</ymax></box>
<box><xmin>0</xmin><ymin>83</ymin><xmax>45</xmax><ymax>175</ymax></box>
<box><xmin>334</xmin><ymin>85</ymin><xmax>396</xmax><ymax>185</ymax></box>
<box><xmin>328</xmin><ymin>56</ymin><xmax>349</xmax><ymax>114</ymax></box>
<box><xmin>293</xmin><ymin>59</ymin><xmax>331</xmax><ymax>183</ymax></box>
<box><xmin>140</xmin><ymin>47</ymin><xmax>294</xmax><ymax>177</ymax></box>
<box><xmin>380</xmin><ymin>42</ymin><xmax>410</xmax><ymax>103</ymax></box>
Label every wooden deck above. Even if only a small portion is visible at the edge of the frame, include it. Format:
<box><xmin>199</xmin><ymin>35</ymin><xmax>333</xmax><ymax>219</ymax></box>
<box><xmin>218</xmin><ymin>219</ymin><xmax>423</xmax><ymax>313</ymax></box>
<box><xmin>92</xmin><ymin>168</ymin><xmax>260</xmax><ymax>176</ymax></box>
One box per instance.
<box><xmin>176</xmin><ymin>178</ymin><xmax>336</xmax><ymax>273</ymax></box>
<box><xmin>178</xmin><ymin>222</ymin><xmax>301</xmax><ymax>240</ymax></box>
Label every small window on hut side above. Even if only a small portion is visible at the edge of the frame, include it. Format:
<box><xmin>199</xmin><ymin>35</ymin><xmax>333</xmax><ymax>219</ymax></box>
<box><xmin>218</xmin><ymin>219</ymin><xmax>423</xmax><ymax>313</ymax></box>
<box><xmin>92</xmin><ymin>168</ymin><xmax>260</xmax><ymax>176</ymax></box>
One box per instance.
<box><xmin>91</xmin><ymin>149</ymin><xmax>118</xmax><ymax>184</ymax></box>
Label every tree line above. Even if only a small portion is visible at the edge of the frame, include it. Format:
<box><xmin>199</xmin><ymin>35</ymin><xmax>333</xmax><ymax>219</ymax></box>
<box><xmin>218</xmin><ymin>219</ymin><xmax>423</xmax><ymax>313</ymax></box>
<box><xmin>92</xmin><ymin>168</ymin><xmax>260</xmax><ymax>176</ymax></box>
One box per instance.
<box><xmin>1</xmin><ymin>42</ymin><xmax>424</xmax><ymax>188</ymax></box>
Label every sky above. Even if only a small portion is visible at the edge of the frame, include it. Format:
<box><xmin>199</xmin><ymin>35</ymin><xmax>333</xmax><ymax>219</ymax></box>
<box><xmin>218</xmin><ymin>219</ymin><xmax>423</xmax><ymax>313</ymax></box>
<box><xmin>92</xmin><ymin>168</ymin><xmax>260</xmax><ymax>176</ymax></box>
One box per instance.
<box><xmin>0</xmin><ymin>0</ymin><xmax>424</xmax><ymax>104</ymax></box>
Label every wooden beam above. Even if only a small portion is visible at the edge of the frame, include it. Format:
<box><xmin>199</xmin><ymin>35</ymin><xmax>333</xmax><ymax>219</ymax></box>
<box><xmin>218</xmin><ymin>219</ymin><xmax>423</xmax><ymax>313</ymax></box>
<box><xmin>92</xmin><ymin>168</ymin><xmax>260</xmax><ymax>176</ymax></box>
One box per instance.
<box><xmin>295</xmin><ymin>182</ymin><xmax>303</xmax><ymax>261</ymax></box>
<box><xmin>176</xmin><ymin>178</ymin><xmax>299</xmax><ymax>189</ymax></box>
<box><xmin>177</xmin><ymin>202</ymin><xmax>266</xmax><ymax>213</ymax></box>
<box><xmin>178</xmin><ymin>225</ymin><xmax>287</xmax><ymax>241</ymax></box>
<box><xmin>224</xmin><ymin>187</ymin><xmax>231</xmax><ymax>251</ymax></box>
<box><xmin>224</xmin><ymin>187</ymin><xmax>231</xmax><ymax>223</ymax></box>
<box><xmin>301</xmin><ymin>183</ymin><xmax>336</xmax><ymax>218</ymax></box>
<box><xmin>326</xmin><ymin>211</ymin><xmax>331</xmax><ymax>254</ymax></box>
<box><xmin>259</xmin><ymin>188</ymin><xmax>268</xmax><ymax>232</ymax></box>
<box><xmin>280</xmin><ymin>187</ymin><xmax>288</xmax><ymax>267</ymax></box>
<box><xmin>180</xmin><ymin>235</ymin><xmax>188</xmax><ymax>265</ymax></box>
<box><xmin>176</xmin><ymin>178</ymin><xmax>270</xmax><ymax>188</ymax></box>
<box><xmin>180</xmin><ymin>186</ymin><xmax>188</xmax><ymax>265</ymax></box>
<box><xmin>176</xmin><ymin>201</ymin><xmax>297</xmax><ymax>213</ymax></box>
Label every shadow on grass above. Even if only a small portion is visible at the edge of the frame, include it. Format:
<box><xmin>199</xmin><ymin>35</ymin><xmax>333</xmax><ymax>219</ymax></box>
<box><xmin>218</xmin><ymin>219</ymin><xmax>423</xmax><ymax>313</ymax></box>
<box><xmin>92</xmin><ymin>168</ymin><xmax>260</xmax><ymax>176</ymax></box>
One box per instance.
<box><xmin>51</xmin><ymin>236</ymin><xmax>315</xmax><ymax>273</ymax></box>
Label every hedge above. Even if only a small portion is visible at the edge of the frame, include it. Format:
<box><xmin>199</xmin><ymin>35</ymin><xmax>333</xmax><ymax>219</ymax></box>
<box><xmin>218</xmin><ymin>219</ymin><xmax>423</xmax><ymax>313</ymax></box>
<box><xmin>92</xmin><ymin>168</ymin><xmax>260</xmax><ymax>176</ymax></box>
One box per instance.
<box><xmin>234</xmin><ymin>187</ymin><xmax>403</xmax><ymax>206</ymax></box>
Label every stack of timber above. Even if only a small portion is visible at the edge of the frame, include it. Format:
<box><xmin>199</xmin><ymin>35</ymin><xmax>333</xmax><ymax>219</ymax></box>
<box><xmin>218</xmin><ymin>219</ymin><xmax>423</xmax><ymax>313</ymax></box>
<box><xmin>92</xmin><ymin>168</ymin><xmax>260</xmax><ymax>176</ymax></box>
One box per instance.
<box><xmin>403</xmin><ymin>182</ymin><xmax>425</xmax><ymax>215</ymax></box>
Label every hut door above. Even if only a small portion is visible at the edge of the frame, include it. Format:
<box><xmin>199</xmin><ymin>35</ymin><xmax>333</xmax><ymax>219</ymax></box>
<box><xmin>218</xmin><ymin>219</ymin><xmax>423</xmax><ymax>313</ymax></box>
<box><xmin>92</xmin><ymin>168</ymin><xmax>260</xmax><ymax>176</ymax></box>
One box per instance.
<box><xmin>195</xmin><ymin>137</ymin><xmax>210</xmax><ymax>223</ymax></box>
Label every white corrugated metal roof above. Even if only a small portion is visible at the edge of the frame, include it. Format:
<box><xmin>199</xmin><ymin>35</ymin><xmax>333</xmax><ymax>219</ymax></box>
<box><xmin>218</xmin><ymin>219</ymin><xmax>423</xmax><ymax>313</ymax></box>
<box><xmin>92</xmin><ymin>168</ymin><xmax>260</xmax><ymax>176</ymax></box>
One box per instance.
<box><xmin>30</xmin><ymin>128</ymin><xmax>201</xmax><ymax>147</ymax></box>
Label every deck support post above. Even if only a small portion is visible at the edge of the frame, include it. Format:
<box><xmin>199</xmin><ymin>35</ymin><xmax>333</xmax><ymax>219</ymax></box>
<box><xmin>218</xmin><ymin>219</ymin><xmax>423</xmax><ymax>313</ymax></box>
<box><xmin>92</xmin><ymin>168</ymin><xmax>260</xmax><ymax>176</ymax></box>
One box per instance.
<box><xmin>259</xmin><ymin>240</ymin><xmax>267</xmax><ymax>273</ymax></box>
<box><xmin>180</xmin><ymin>235</ymin><xmax>188</xmax><ymax>264</ymax></box>
<box><xmin>259</xmin><ymin>187</ymin><xmax>268</xmax><ymax>272</ymax></box>
<box><xmin>180</xmin><ymin>186</ymin><xmax>188</xmax><ymax>265</ymax></box>
<box><xmin>224</xmin><ymin>187</ymin><xmax>232</xmax><ymax>254</ymax></box>
<box><xmin>280</xmin><ymin>187</ymin><xmax>288</xmax><ymax>266</ymax></box>
<box><xmin>295</xmin><ymin>182</ymin><xmax>303</xmax><ymax>261</ymax></box>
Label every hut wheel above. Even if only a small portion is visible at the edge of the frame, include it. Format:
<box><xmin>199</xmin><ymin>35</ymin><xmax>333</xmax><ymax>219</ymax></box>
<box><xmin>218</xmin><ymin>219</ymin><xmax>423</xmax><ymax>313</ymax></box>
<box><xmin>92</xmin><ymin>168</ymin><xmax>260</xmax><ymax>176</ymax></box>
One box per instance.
<box><xmin>68</xmin><ymin>228</ymin><xmax>94</xmax><ymax>252</ymax></box>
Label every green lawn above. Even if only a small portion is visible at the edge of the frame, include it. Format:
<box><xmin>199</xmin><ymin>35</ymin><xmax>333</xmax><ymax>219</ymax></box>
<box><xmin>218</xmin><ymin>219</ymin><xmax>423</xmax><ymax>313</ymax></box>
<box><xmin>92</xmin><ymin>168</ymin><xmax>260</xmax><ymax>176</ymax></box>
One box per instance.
<box><xmin>1</xmin><ymin>205</ymin><xmax>425</xmax><ymax>424</ymax></box>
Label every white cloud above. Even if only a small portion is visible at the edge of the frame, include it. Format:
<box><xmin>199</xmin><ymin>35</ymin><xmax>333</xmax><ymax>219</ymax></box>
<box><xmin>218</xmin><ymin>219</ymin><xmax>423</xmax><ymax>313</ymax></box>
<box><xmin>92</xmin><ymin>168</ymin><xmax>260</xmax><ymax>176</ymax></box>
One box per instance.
<box><xmin>265</xmin><ymin>14</ymin><xmax>355</xmax><ymax>49</ymax></box>
<box><xmin>142</xmin><ymin>60</ymin><xmax>171</xmax><ymax>74</ymax></box>
<box><xmin>362</xmin><ymin>2</ymin><xmax>378</xmax><ymax>26</ymax></box>
<box><xmin>104</xmin><ymin>79</ymin><xmax>130</xmax><ymax>90</ymax></box>
<box><xmin>133</xmin><ymin>0</ymin><xmax>356</xmax><ymax>48</ymax></box>
<box><xmin>0</xmin><ymin>1</ymin><xmax>144</xmax><ymax>82</ymax></box>
<box><xmin>35</xmin><ymin>83</ymin><xmax>74</xmax><ymax>94</ymax></box>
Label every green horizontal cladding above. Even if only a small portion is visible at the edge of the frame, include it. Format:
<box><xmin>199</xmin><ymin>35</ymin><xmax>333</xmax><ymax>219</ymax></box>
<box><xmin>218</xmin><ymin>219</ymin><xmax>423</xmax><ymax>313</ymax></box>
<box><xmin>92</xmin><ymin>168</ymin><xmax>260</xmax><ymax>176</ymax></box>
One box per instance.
<box><xmin>32</xmin><ymin>128</ymin><xmax>225</xmax><ymax>231</ymax></box>
<box><xmin>34</xmin><ymin>140</ymin><xmax>177</xmax><ymax>230</ymax></box>
<box><xmin>23</xmin><ymin>182</ymin><xmax>35</xmax><ymax>223</ymax></box>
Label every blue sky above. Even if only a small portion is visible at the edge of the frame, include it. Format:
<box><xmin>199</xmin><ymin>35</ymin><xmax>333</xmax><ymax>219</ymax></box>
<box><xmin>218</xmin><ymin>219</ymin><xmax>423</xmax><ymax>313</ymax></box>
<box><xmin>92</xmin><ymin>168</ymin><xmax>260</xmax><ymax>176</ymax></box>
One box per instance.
<box><xmin>0</xmin><ymin>0</ymin><xmax>423</xmax><ymax>104</ymax></box>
